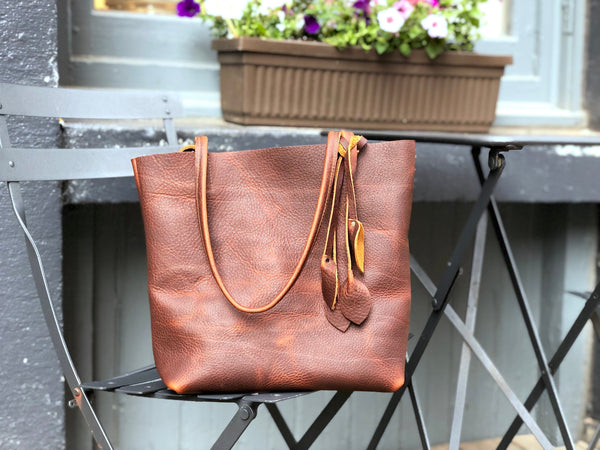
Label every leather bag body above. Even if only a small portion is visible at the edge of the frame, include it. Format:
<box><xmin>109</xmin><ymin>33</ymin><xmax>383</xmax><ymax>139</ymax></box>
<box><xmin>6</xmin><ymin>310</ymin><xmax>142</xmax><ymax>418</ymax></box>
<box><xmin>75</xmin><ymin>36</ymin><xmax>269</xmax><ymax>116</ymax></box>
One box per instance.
<box><xmin>132</xmin><ymin>132</ymin><xmax>415</xmax><ymax>394</ymax></box>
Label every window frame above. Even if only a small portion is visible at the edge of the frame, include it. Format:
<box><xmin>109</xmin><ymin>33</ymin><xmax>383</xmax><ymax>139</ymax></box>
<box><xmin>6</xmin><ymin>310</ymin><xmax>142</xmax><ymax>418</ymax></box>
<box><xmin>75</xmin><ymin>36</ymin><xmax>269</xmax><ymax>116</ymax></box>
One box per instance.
<box><xmin>475</xmin><ymin>0</ymin><xmax>587</xmax><ymax>126</ymax></box>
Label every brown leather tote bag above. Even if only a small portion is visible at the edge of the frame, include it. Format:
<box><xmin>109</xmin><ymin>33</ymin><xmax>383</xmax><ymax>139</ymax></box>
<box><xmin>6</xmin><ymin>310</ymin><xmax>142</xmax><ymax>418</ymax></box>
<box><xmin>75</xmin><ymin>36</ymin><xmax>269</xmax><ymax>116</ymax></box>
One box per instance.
<box><xmin>132</xmin><ymin>131</ymin><xmax>415</xmax><ymax>394</ymax></box>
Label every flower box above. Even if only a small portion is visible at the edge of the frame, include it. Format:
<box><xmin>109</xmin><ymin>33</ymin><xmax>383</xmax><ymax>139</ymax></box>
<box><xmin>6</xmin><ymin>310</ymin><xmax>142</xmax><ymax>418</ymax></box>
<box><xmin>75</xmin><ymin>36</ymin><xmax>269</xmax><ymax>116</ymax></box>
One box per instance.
<box><xmin>212</xmin><ymin>37</ymin><xmax>512</xmax><ymax>133</ymax></box>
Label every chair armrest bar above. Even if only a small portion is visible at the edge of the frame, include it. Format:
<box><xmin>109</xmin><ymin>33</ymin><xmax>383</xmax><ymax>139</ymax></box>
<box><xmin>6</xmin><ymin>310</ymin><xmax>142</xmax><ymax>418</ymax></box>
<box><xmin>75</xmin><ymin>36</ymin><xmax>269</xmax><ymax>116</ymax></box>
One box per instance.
<box><xmin>0</xmin><ymin>146</ymin><xmax>180</xmax><ymax>181</ymax></box>
<box><xmin>0</xmin><ymin>84</ymin><xmax>184</xmax><ymax>119</ymax></box>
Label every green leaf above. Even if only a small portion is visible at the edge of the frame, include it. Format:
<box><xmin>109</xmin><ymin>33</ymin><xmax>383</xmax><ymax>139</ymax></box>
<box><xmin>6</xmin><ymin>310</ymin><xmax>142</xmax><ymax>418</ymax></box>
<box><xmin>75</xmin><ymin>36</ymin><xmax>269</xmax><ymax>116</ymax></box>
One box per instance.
<box><xmin>375</xmin><ymin>41</ymin><xmax>388</xmax><ymax>54</ymax></box>
<box><xmin>408</xmin><ymin>25</ymin><xmax>422</xmax><ymax>39</ymax></box>
<box><xmin>426</xmin><ymin>39</ymin><xmax>446</xmax><ymax>59</ymax></box>
<box><xmin>400</xmin><ymin>42</ymin><xmax>411</xmax><ymax>57</ymax></box>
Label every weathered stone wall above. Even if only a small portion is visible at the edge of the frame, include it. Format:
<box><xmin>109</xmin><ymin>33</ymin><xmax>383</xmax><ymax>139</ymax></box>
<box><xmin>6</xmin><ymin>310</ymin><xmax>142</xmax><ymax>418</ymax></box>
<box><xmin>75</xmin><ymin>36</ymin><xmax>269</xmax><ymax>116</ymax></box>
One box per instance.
<box><xmin>0</xmin><ymin>1</ymin><xmax>64</xmax><ymax>448</ymax></box>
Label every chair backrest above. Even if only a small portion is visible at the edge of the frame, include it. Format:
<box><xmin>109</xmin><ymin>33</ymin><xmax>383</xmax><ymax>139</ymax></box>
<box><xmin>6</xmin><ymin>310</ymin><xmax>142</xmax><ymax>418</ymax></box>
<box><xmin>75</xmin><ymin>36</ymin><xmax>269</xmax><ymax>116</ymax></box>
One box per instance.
<box><xmin>0</xmin><ymin>83</ymin><xmax>188</xmax><ymax>448</ymax></box>
<box><xmin>0</xmin><ymin>83</ymin><xmax>184</xmax><ymax>182</ymax></box>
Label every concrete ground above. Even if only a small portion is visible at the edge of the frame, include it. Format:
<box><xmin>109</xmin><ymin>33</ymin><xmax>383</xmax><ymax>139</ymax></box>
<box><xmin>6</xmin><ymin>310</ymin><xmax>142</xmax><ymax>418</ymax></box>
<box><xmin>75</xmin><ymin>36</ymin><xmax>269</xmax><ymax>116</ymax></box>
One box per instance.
<box><xmin>433</xmin><ymin>435</ymin><xmax>591</xmax><ymax>450</ymax></box>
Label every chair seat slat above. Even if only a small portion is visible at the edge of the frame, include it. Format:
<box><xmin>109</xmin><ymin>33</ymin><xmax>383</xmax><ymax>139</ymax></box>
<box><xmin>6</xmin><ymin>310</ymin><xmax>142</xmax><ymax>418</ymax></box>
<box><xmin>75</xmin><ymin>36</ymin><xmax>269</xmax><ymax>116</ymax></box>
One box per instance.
<box><xmin>81</xmin><ymin>365</ymin><xmax>159</xmax><ymax>391</ymax></box>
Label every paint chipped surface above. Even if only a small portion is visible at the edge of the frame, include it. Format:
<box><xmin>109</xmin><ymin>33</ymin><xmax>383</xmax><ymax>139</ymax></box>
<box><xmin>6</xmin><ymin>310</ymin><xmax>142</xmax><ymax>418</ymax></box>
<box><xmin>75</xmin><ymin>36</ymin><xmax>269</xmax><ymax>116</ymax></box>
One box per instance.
<box><xmin>555</xmin><ymin>145</ymin><xmax>600</xmax><ymax>157</ymax></box>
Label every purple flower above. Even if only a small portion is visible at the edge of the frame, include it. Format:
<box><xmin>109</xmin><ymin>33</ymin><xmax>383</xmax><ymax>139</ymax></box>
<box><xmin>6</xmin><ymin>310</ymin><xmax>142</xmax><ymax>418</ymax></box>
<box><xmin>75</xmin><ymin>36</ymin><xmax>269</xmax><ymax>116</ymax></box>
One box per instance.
<box><xmin>176</xmin><ymin>0</ymin><xmax>200</xmax><ymax>17</ymax></box>
<box><xmin>304</xmin><ymin>15</ymin><xmax>320</xmax><ymax>34</ymax></box>
<box><xmin>353</xmin><ymin>0</ymin><xmax>371</xmax><ymax>15</ymax></box>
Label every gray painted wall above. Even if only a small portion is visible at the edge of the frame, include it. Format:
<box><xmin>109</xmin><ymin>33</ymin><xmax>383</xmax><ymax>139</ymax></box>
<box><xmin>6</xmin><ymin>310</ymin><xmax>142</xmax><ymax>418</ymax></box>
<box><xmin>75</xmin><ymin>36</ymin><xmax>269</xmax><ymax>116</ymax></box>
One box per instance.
<box><xmin>0</xmin><ymin>1</ymin><xmax>64</xmax><ymax>449</ymax></box>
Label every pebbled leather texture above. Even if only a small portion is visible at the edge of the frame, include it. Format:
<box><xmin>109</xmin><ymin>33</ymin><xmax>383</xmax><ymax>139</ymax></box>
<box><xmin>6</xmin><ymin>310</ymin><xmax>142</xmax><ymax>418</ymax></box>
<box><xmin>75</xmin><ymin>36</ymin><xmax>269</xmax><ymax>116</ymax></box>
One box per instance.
<box><xmin>132</xmin><ymin>133</ymin><xmax>415</xmax><ymax>394</ymax></box>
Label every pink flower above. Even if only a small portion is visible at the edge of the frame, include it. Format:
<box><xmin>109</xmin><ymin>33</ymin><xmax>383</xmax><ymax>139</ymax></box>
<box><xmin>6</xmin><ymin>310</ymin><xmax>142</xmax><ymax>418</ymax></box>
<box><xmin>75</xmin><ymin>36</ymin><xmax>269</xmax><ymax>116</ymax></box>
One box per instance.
<box><xmin>393</xmin><ymin>0</ymin><xmax>414</xmax><ymax>19</ymax></box>
<box><xmin>377</xmin><ymin>7</ymin><xmax>405</xmax><ymax>33</ymax></box>
<box><xmin>406</xmin><ymin>0</ymin><xmax>438</xmax><ymax>5</ymax></box>
<box><xmin>421</xmin><ymin>13</ymin><xmax>448</xmax><ymax>38</ymax></box>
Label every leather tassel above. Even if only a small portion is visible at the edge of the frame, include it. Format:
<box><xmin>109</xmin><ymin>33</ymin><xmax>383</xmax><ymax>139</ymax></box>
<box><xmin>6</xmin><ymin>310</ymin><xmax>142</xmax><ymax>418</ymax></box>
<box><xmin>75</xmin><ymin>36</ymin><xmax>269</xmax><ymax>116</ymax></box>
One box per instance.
<box><xmin>339</xmin><ymin>269</ymin><xmax>371</xmax><ymax>326</ymax></box>
<box><xmin>320</xmin><ymin>132</ymin><xmax>371</xmax><ymax>331</ymax></box>
<box><xmin>338</xmin><ymin>197</ymin><xmax>372</xmax><ymax>325</ymax></box>
<box><xmin>321</xmin><ymin>156</ymin><xmax>344</xmax><ymax>313</ymax></box>
<box><xmin>323</xmin><ymin>302</ymin><xmax>351</xmax><ymax>332</ymax></box>
<box><xmin>348</xmin><ymin>219</ymin><xmax>365</xmax><ymax>273</ymax></box>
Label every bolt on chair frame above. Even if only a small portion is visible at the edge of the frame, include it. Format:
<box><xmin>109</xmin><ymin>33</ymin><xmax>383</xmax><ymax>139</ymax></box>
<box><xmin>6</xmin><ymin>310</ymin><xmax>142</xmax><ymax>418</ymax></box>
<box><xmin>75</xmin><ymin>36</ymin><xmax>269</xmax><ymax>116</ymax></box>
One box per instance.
<box><xmin>2</xmin><ymin>82</ymin><xmax>600</xmax><ymax>449</ymax></box>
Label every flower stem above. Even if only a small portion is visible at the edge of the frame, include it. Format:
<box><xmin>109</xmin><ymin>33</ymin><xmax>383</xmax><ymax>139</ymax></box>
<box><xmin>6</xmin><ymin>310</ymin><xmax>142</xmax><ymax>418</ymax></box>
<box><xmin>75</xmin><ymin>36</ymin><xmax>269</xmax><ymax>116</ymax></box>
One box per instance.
<box><xmin>225</xmin><ymin>18</ymin><xmax>239</xmax><ymax>38</ymax></box>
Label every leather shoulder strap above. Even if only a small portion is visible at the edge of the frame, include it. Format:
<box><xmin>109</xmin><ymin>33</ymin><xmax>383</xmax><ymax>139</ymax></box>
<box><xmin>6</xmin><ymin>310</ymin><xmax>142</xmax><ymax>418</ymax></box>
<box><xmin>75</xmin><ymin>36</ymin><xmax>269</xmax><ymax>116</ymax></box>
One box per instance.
<box><xmin>195</xmin><ymin>133</ymin><xmax>340</xmax><ymax>313</ymax></box>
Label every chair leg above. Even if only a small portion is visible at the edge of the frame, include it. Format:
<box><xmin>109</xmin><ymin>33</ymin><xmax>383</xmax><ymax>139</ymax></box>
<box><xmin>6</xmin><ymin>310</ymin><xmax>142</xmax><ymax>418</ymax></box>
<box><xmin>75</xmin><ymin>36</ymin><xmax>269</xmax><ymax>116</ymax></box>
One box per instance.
<box><xmin>211</xmin><ymin>400</ymin><xmax>259</xmax><ymax>450</ymax></box>
<box><xmin>449</xmin><ymin>212</ymin><xmax>488</xmax><ymax>450</ymax></box>
<box><xmin>472</xmin><ymin>148</ymin><xmax>575</xmax><ymax>449</ymax></box>
<box><xmin>8</xmin><ymin>182</ymin><xmax>113</xmax><ymax>449</ymax></box>
<box><xmin>498</xmin><ymin>285</ymin><xmax>600</xmax><ymax>449</ymax></box>
<box><xmin>295</xmin><ymin>391</ymin><xmax>353</xmax><ymax>450</ymax></box>
<box><xmin>266</xmin><ymin>403</ymin><xmax>299</xmax><ymax>449</ymax></box>
<box><xmin>367</xmin><ymin>149</ymin><xmax>506</xmax><ymax>449</ymax></box>
<box><xmin>407</xmin><ymin>380</ymin><xmax>430</xmax><ymax>450</ymax></box>
<box><xmin>412</xmin><ymin>256</ymin><xmax>554</xmax><ymax>449</ymax></box>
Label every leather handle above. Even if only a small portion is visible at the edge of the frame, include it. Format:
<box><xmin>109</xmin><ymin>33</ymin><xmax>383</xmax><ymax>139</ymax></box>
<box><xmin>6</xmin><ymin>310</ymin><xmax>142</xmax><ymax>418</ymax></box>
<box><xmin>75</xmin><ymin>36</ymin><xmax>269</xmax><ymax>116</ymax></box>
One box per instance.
<box><xmin>194</xmin><ymin>133</ymin><xmax>341</xmax><ymax>313</ymax></box>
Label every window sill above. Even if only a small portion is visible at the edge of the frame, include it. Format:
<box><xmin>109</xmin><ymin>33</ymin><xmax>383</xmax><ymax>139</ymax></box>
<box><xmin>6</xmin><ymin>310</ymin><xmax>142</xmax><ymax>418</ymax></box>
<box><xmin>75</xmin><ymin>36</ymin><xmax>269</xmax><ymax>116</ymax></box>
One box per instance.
<box><xmin>494</xmin><ymin>102</ymin><xmax>587</xmax><ymax>128</ymax></box>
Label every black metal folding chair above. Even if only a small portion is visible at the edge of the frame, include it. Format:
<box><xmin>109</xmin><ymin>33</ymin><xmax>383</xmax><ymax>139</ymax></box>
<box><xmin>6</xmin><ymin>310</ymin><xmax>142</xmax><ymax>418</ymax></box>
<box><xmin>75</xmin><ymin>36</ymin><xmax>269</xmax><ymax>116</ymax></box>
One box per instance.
<box><xmin>0</xmin><ymin>83</ymin><xmax>327</xmax><ymax>450</ymax></box>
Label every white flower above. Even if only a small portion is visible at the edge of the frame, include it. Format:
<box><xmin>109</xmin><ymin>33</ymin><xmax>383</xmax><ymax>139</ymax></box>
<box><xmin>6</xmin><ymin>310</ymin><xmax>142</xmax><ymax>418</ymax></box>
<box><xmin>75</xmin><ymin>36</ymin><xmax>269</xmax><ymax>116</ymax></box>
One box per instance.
<box><xmin>276</xmin><ymin>10</ymin><xmax>286</xmax><ymax>31</ymax></box>
<box><xmin>377</xmin><ymin>7</ymin><xmax>405</xmax><ymax>33</ymax></box>
<box><xmin>370</xmin><ymin>0</ymin><xmax>387</xmax><ymax>6</ymax></box>
<box><xmin>257</xmin><ymin>0</ymin><xmax>283</xmax><ymax>15</ymax></box>
<box><xmin>203</xmin><ymin>0</ymin><xmax>248</xmax><ymax>20</ymax></box>
<box><xmin>420</xmin><ymin>14</ymin><xmax>448</xmax><ymax>39</ymax></box>
<box><xmin>295</xmin><ymin>15</ymin><xmax>305</xmax><ymax>31</ymax></box>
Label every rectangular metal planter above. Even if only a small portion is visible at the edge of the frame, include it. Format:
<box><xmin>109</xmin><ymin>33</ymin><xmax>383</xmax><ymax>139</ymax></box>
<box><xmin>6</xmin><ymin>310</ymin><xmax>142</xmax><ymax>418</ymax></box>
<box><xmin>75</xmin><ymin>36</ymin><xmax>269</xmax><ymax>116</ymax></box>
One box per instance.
<box><xmin>212</xmin><ymin>38</ymin><xmax>512</xmax><ymax>133</ymax></box>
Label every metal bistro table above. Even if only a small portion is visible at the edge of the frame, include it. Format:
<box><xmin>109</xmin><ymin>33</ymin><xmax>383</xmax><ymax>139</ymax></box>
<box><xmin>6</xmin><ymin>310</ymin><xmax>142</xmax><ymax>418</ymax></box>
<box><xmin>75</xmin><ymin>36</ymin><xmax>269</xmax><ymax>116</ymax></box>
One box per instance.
<box><xmin>339</xmin><ymin>130</ymin><xmax>600</xmax><ymax>450</ymax></box>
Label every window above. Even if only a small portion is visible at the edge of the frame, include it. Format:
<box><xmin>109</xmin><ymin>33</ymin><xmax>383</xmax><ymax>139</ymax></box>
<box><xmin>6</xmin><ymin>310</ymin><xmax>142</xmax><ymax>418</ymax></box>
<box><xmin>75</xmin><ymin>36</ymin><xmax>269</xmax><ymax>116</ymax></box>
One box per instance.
<box><xmin>58</xmin><ymin>0</ymin><xmax>221</xmax><ymax>116</ymax></box>
<box><xmin>58</xmin><ymin>0</ymin><xmax>587</xmax><ymax>125</ymax></box>
<box><xmin>93</xmin><ymin>0</ymin><xmax>178</xmax><ymax>14</ymax></box>
<box><xmin>476</xmin><ymin>0</ymin><xmax>586</xmax><ymax>126</ymax></box>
